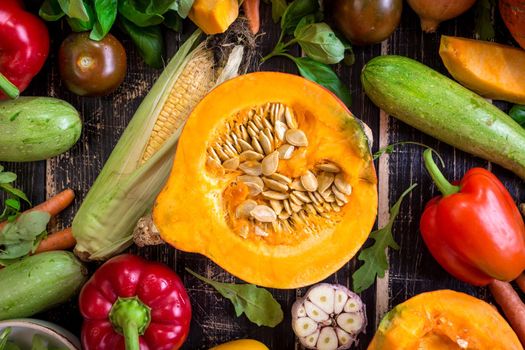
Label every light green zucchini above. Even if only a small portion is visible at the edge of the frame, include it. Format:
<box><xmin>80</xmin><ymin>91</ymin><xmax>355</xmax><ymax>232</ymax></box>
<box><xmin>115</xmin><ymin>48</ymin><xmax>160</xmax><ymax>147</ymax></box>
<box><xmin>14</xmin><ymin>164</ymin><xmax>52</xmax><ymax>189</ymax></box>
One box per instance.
<box><xmin>361</xmin><ymin>55</ymin><xmax>525</xmax><ymax>180</ymax></box>
<box><xmin>0</xmin><ymin>97</ymin><xmax>81</xmax><ymax>162</ymax></box>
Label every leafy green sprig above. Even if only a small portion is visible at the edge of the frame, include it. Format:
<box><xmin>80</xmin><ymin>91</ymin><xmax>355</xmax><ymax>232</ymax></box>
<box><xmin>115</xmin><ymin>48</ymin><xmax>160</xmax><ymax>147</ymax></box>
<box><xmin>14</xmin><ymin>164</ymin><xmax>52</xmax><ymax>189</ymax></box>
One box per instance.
<box><xmin>0</xmin><ymin>165</ymin><xmax>29</xmax><ymax>222</ymax></box>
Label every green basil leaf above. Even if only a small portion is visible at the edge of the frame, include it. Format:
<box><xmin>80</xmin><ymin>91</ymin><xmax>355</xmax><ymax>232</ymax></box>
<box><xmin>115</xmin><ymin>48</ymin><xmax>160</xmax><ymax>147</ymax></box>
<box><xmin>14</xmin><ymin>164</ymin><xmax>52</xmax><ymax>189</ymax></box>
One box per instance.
<box><xmin>281</xmin><ymin>0</ymin><xmax>319</xmax><ymax>34</ymax></box>
<box><xmin>271</xmin><ymin>0</ymin><xmax>287</xmax><ymax>23</ymax></box>
<box><xmin>0</xmin><ymin>184</ymin><xmax>30</xmax><ymax>204</ymax></box>
<box><xmin>4</xmin><ymin>199</ymin><xmax>20</xmax><ymax>212</ymax></box>
<box><xmin>66</xmin><ymin>0</ymin><xmax>95</xmax><ymax>31</ymax></box>
<box><xmin>0</xmin><ymin>211</ymin><xmax>50</xmax><ymax>245</ymax></box>
<box><xmin>0</xmin><ymin>172</ymin><xmax>16</xmax><ymax>184</ymax></box>
<box><xmin>118</xmin><ymin>0</ymin><xmax>165</xmax><ymax>27</ymax></box>
<box><xmin>294</xmin><ymin>22</ymin><xmax>345</xmax><ymax>64</ymax></box>
<box><xmin>39</xmin><ymin>0</ymin><xmax>65</xmax><ymax>21</ymax></box>
<box><xmin>186</xmin><ymin>268</ymin><xmax>284</xmax><ymax>327</ymax></box>
<box><xmin>509</xmin><ymin>105</ymin><xmax>525</xmax><ymax>128</ymax></box>
<box><xmin>292</xmin><ymin>56</ymin><xmax>351</xmax><ymax>106</ymax></box>
<box><xmin>90</xmin><ymin>0</ymin><xmax>118</xmax><ymax>41</ymax></box>
<box><xmin>58</xmin><ymin>0</ymin><xmax>90</xmax><ymax>21</ymax></box>
<box><xmin>163</xmin><ymin>10</ymin><xmax>183</xmax><ymax>31</ymax></box>
<box><xmin>352</xmin><ymin>184</ymin><xmax>417</xmax><ymax>293</ymax></box>
<box><xmin>119</xmin><ymin>18</ymin><xmax>164</xmax><ymax>68</ymax></box>
<box><xmin>171</xmin><ymin>0</ymin><xmax>194</xmax><ymax>18</ymax></box>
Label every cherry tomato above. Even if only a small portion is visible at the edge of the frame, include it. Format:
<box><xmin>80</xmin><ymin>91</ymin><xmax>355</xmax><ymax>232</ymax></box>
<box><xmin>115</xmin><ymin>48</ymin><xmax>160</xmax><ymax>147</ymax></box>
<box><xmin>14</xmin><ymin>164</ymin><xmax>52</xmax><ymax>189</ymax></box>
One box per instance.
<box><xmin>329</xmin><ymin>0</ymin><xmax>402</xmax><ymax>45</ymax></box>
<box><xmin>59</xmin><ymin>32</ymin><xmax>127</xmax><ymax>96</ymax></box>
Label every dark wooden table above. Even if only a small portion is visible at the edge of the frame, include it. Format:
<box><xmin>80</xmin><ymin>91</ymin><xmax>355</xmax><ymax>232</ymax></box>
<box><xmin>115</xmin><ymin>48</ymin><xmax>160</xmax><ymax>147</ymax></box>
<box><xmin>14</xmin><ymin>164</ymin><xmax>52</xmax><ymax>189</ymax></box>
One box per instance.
<box><xmin>6</xmin><ymin>1</ymin><xmax>523</xmax><ymax>349</ymax></box>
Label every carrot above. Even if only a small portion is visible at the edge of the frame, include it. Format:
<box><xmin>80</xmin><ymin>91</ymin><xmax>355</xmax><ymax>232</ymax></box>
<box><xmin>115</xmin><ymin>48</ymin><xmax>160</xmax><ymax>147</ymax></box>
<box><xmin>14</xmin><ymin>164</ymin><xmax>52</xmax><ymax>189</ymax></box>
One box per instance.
<box><xmin>489</xmin><ymin>280</ymin><xmax>525</xmax><ymax>344</ymax></box>
<box><xmin>0</xmin><ymin>189</ymin><xmax>75</xmax><ymax>231</ymax></box>
<box><xmin>34</xmin><ymin>227</ymin><xmax>76</xmax><ymax>254</ymax></box>
<box><xmin>517</xmin><ymin>273</ymin><xmax>525</xmax><ymax>294</ymax></box>
<box><xmin>242</xmin><ymin>0</ymin><xmax>260</xmax><ymax>34</ymax></box>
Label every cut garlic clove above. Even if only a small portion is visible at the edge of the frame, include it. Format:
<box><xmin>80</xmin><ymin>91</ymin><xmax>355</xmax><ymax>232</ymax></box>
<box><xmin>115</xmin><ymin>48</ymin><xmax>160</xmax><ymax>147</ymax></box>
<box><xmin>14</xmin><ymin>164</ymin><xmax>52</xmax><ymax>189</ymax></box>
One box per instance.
<box><xmin>308</xmin><ymin>283</ymin><xmax>335</xmax><ymax>314</ymax></box>
<box><xmin>336</xmin><ymin>312</ymin><xmax>365</xmax><ymax>334</ymax></box>
<box><xmin>305</xmin><ymin>300</ymin><xmax>329</xmax><ymax>322</ymax></box>
<box><xmin>343</xmin><ymin>296</ymin><xmax>363</xmax><ymax>313</ymax></box>
<box><xmin>296</xmin><ymin>304</ymin><xmax>307</xmax><ymax>317</ymax></box>
<box><xmin>335</xmin><ymin>327</ymin><xmax>354</xmax><ymax>347</ymax></box>
<box><xmin>334</xmin><ymin>289</ymin><xmax>349</xmax><ymax>314</ymax></box>
<box><xmin>301</xmin><ymin>329</ymin><xmax>320</xmax><ymax>348</ymax></box>
<box><xmin>316</xmin><ymin>327</ymin><xmax>338</xmax><ymax>350</ymax></box>
<box><xmin>293</xmin><ymin>317</ymin><xmax>318</xmax><ymax>337</ymax></box>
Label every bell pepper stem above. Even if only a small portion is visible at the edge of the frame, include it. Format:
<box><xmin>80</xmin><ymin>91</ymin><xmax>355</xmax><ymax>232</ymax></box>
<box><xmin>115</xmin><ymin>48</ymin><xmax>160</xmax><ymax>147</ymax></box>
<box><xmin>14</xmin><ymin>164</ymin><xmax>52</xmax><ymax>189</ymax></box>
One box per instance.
<box><xmin>109</xmin><ymin>297</ymin><xmax>151</xmax><ymax>350</ymax></box>
<box><xmin>0</xmin><ymin>73</ymin><xmax>19</xmax><ymax>99</ymax></box>
<box><xmin>423</xmin><ymin>149</ymin><xmax>460</xmax><ymax>197</ymax></box>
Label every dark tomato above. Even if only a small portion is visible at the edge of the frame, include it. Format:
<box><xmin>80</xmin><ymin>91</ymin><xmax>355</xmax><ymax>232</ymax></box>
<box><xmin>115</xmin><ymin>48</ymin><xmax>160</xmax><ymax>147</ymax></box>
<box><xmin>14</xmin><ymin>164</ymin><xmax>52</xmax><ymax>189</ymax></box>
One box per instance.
<box><xmin>329</xmin><ymin>0</ymin><xmax>402</xmax><ymax>45</ymax></box>
<box><xmin>59</xmin><ymin>32</ymin><xmax>127</xmax><ymax>96</ymax></box>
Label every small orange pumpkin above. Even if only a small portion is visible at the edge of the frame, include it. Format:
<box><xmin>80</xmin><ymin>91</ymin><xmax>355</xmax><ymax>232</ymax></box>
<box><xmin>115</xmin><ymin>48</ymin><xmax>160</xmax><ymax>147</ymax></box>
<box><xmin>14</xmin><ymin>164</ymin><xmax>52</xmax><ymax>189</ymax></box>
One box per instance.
<box><xmin>153</xmin><ymin>72</ymin><xmax>377</xmax><ymax>288</ymax></box>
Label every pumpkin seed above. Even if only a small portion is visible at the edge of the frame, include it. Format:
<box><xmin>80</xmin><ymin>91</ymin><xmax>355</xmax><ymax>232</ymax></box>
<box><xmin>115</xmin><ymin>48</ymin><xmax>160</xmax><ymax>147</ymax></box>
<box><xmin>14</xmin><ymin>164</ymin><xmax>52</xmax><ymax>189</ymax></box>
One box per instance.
<box><xmin>214</xmin><ymin>145</ymin><xmax>230</xmax><ymax>161</ymax></box>
<box><xmin>206</xmin><ymin>157</ymin><xmax>222</xmax><ymax>171</ymax></box>
<box><xmin>262</xmin><ymin>191</ymin><xmax>289</xmax><ymax>200</ymax></box>
<box><xmin>291</xmin><ymin>201</ymin><xmax>302</xmax><ymax>212</ymax></box>
<box><xmin>277</xmin><ymin>144</ymin><xmax>295</xmax><ymax>160</ymax></box>
<box><xmin>254</xmin><ymin>225</ymin><xmax>269</xmax><ymax>236</ymax></box>
<box><xmin>246</xmin><ymin>181</ymin><xmax>263</xmax><ymax>196</ymax></box>
<box><xmin>248</xmin><ymin>120</ymin><xmax>259</xmax><ymax>132</ymax></box>
<box><xmin>330</xmin><ymin>203</ymin><xmax>341</xmax><ymax>212</ymax></box>
<box><xmin>263</xmin><ymin>128</ymin><xmax>274</xmax><ymax>147</ymax></box>
<box><xmin>293</xmin><ymin>190</ymin><xmax>312</xmax><ymax>203</ymax></box>
<box><xmin>291</xmin><ymin>179</ymin><xmax>306</xmax><ymax>191</ymax></box>
<box><xmin>269</xmin><ymin>199</ymin><xmax>284</xmax><ymax>215</ymax></box>
<box><xmin>317</xmin><ymin>172</ymin><xmax>335</xmax><ymax>193</ymax></box>
<box><xmin>305</xmin><ymin>203</ymin><xmax>317</xmax><ymax>215</ymax></box>
<box><xmin>332</xmin><ymin>185</ymin><xmax>348</xmax><ymax>203</ymax></box>
<box><xmin>259</xmin><ymin>132</ymin><xmax>273</xmax><ymax>155</ymax></box>
<box><xmin>274</xmin><ymin>120</ymin><xmax>288</xmax><ymax>141</ymax></box>
<box><xmin>271</xmin><ymin>220</ymin><xmax>281</xmax><ymax>232</ymax></box>
<box><xmin>238</xmin><ymin>139</ymin><xmax>254</xmax><ymax>152</ymax></box>
<box><xmin>251</xmin><ymin>137</ymin><xmax>264</xmax><ymax>154</ymax></box>
<box><xmin>335</xmin><ymin>197</ymin><xmax>345</xmax><ymax>207</ymax></box>
<box><xmin>230</xmin><ymin>133</ymin><xmax>243</xmax><ymax>153</ymax></box>
<box><xmin>240</xmin><ymin>150</ymin><xmax>263</xmax><ymax>161</ymax></box>
<box><xmin>239</xmin><ymin>224</ymin><xmax>249</xmax><ymax>238</ymax></box>
<box><xmin>223</xmin><ymin>145</ymin><xmax>237</xmax><ymax>158</ymax></box>
<box><xmin>308</xmin><ymin>191</ymin><xmax>320</xmax><ymax>205</ymax></box>
<box><xmin>250</xmin><ymin>205</ymin><xmax>277</xmax><ymax>222</ymax></box>
<box><xmin>223</xmin><ymin>157</ymin><xmax>240</xmax><ymax>170</ymax></box>
<box><xmin>239</xmin><ymin>161</ymin><xmax>263</xmax><ymax>176</ymax></box>
<box><xmin>276</xmin><ymin>104</ymin><xmax>285</xmax><ymax>123</ymax></box>
<box><xmin>316</xmin><ymin>162</ymin><xmax>340</xmax><ymax>173</ymax></box>
<box><xmin>236</xmin><ymin>199</ymin><xmax>257</xmax><ymax>219</ymax></box>
<box><xmin>301</xmin><ymin>170</ymin><xmax>318</xmax><ymax>192</ymax></box>
<box><xmin>291</xmin><ymin>212</ymin><xmax>304</xmax><ymax>225</ymax></box>
<box><xmin>240</xmin><ymin>125</ymin><xmax>249</xmax><ymax>141</ymax></box>
<box><xmin>313</xmin><ymin>191</ymin><xmax>324</xmax><ymax>203</ymax></box>
<box><xmin>285</xmin><ymin>129</ymin><xmax>308</xmax><ymax>147</ymax></box>
<box><xmin>285</xmin><ymin>106</ymin><xmax>298</xmax><ymax>129</ymax></box>
<box><xmin>263</xmin><ymin>117</ymin><xmax>273</xmax><ymax>130</ymax></box>
<box><xmin>334</xmin><ymin>174</ymin><xmax>352</xmax><ymax>195</ymax></box>
<box><xmin>237</xmin><ymin>175</ymin><xmax>264</xmax><ymax>188</ymax></box>
<box><xmin>253</xmin><ymin>116</ymin><xmax>264</xmax><ymax>130</ymax></box>
<box><xmin>262</xmin><ymin>151</ymin><xmax>279</xmax><ymax>176</ymax></box>
<box><xmin>299</xmin><ymin>210</ymin><xmax>309</xmax><ymax>222</ymax></box>
<box><xmin>314</xmin><ymin>203</ymin><xmax>325</xmax><ymax>213</ymax></box>
<box><xmin>269</xmin><ymin>172</ymin><xmax>293</xmax><ymax>184</ymax></box>
<box><xmin>279</xmin><ymin>212</ymin><xmax>291</xmax><ymax>220</ymax></box>
<box><xmin>289</xmin><ymin>192</ymin><xmax>303</xmax><ymax>206</ymax></box>
<box><xmin>225</xmin><ymin>140</ymin><xmax>238</xmax><ymax>155</ymax></box>
<box><xmin>208</xmin><ymin>147</ymin><xmax>220</xmax><ymax>162</ymax></box>
<box><xmin>283</xmin><ymin>199</ymin><xmax>292</xmax><ymax>215</ymax></box>
<box><xmin>248</xmin><ymin>125</ymin><xmax>259</xmax><ymax>139</ymax></box>
<box><xmin>323</xmin><ymin>193</ymin><xmax>336</xmax><ymax>203</ymax></box>
<box><xmin>263</xmin><ymin>177</ymin><xmax>288</xmax><ymax>192</ymax></box>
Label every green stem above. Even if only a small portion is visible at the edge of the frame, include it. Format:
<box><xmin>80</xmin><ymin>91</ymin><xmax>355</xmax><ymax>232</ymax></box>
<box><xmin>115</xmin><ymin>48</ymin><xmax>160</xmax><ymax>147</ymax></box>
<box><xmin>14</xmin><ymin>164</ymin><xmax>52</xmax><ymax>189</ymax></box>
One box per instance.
<box><xmin>0</xmin><ymin>73</ymin><xmax>19</xmax><ymax>99</ymax></box>
<box><xmin>261</xmin><ymin>39</ymin><xmax>298</xmax><ymax>63</ymax></box>
<box><xmin>109</xmin><ymin>297</ymin><xmax>151</xmax><ymax>350</ymax></box>
<box><xmin>423</xmin><ymin>149</ymin><xmax>460</xmax><ymax>197</ymax></box>
<box><xmin>122</xmin><ymin>321</ymin><xmax>140</xmax><ymax>350</ymax></box>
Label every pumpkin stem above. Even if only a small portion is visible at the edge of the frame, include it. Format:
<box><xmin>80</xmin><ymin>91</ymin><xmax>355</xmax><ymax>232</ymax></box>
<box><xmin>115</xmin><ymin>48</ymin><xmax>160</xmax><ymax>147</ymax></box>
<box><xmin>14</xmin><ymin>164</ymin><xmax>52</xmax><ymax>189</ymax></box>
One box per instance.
<box><xmin>423</xmin><ymin>149</ymin><xmax>460</xmax><ymax>197</ymax></box>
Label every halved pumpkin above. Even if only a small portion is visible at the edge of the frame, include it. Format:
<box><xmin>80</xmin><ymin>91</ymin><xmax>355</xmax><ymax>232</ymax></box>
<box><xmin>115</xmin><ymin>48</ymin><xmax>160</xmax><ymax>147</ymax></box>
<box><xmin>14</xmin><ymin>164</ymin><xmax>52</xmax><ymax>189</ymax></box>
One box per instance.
<box><xmin>368</xmin><ymin>290</ymin><xmax>523</xmax><ymax>350</ymax></box>
<box><xmin>153</xmin><ymin>72</ymin><xmax>377</xmax><ymax>288</ymax></box>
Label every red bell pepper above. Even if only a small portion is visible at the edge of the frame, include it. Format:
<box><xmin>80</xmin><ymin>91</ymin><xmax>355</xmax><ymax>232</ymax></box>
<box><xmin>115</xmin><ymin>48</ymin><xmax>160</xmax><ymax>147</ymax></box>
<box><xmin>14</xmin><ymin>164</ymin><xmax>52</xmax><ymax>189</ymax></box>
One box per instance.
<box><xmin>420</xmin><ymin>149</ymin><xmax>525</xmax><ymax>286</ymax></box>
<box><xmin>0</xmin><ymin>0</ymin><xmax>50</xmax><ymax>99</ymax></box>
<box><xmin>79</xmin><ymin>254</ymin><xmax>192</xmax><ymax>350</ymax></box>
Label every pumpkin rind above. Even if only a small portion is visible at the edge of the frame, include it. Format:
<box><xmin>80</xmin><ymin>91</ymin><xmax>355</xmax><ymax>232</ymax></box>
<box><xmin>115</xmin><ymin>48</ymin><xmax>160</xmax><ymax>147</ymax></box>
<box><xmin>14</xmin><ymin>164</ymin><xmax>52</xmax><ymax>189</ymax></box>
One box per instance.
<box><xmin>153</xmin><ymin>72</ymin><xmax>377</xmax><ymax>289</ymax></box>
<box><xmin>368</xmin><ymin>290</ymin><xmax>523</xmax><ymax>350</ymax></box>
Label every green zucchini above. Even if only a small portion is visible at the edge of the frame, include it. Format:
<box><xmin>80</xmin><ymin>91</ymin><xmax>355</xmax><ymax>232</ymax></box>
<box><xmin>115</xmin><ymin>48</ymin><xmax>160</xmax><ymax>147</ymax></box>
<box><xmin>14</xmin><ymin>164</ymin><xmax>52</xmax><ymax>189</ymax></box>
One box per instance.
<box><xmin>0</xmin><ymin>251</ymin><xmax>88</xmax><ymax>320</ymax></box>
<box><xmin>0</xmin><ymin>97</ymin><xmax>81</xmax><ymax>162</ymax></box>
<box><xmin>361</xmin><ymin>55</ymin><xmax>525</xmax><ymax>180</ymax></box>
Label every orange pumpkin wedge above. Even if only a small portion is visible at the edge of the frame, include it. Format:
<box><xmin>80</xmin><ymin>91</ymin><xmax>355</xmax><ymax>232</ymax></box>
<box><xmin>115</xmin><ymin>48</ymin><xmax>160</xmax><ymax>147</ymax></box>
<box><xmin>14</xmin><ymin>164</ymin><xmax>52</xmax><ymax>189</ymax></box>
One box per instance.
<box><xmin>439</xmin><ymin>35</ymin><xmax>525</xmax><ymax>104</ymax></box>
<box><xmin>368</xmin><ymin>290</ymin><xmax>523</xmax><ymax>350</ymax></box>
<box><xmin>153</xmin><ymin>72</ymin><xmax>377</xmax><ymax>288</ymax></box>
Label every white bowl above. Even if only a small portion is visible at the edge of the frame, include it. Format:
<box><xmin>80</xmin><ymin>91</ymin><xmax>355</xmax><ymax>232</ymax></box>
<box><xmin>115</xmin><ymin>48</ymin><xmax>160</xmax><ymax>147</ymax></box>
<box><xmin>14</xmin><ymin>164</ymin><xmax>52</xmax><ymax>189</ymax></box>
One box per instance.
<box><xmin>0</xmin><ymin>319</ymin><xmax>80</xmax><ymax>349</ymax></box>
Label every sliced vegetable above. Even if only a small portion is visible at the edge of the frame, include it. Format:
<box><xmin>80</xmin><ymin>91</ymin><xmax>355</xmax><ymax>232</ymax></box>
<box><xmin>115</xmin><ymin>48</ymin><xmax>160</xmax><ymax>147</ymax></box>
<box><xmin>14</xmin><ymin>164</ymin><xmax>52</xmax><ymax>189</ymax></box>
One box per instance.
<box><xmin>58</xmin><ymin>32</ymin><xmax>127</xmax><ymax>96</ymax></box>
<box><xmin>0</xmin><ymin>0</ymin><xmax>49</xmax><ymax>99</ymax></box>
<box><xmin>189</xmin><ymin>0</ymin><xmax>239</xmax><ymax>34</ymax></box>
<box><xmin>368</xmin><ymin>290</ymin><xmax>522</xmax><ymax>349</ymax></box>
<box><xmin>489</xmin><ymin>280</ymin><xmax>525</xmax><ymax>345</ymax></box>
<box><xmin>406</xmin><ymin>0</ymin><xmax>476</xmax><ymax>32</ymax></box>
<box><xmin>439</xmin><ymin>35</ymin><xmax>525</xmax><ymax>104</ymax></box>
<box><xmin>361</xmin><ymin>55</ymin><xmax>525</xmax><ymax>180</ymax></box>
<box><xmin>352</xmin><ymin>183</ymin><xmax>416</xmax><ymax>293</ymax></box>
<box><xmin>210</xmin><ymin>339</ymin><xmax>269</xmax><ymax>350</ymax></box>
<box><xmin>0</xmin><ymin>251</ymin><xmax>87</xmax><ymax>320</ymax></box>
<box><xmin>499</xmin><ymin>0</ymin><xmax>525</xmax><ymax>50</ymax></box>
<box><xmin>72</xmin><ymin>29</ymin><xmax>250</xmax><ymax>260</ymax></box>
<box><xmin>329</xmin><ymin>0</ymin><xmax>402</xmax><ymax>45</ymax></box>
<box><xmin>80</xmin><ymin>254</ymin><xmax>191</xmax><ymax>350</ymax></box>
<box><xmin>0</xmin><ymin>97</ymin><xmax>81</xmax><ymax>162</ymax></box>
<box><xmin>291</xmin><ymin>283</ymin><xmax>366</xmax><ymax>349</ymax></box>
<box><xmin>187</xmin><ymin>269</ymin><xmax>283</xmax><ymax>327</ymax></box>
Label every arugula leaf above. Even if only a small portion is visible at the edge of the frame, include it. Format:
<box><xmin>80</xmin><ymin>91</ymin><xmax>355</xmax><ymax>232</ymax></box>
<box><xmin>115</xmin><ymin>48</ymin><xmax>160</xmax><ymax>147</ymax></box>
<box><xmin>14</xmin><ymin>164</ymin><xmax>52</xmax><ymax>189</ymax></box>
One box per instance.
<box><xmin>0</xmin><ymin>184</ymin><xmax>30</xmax><ymax>205</ymax></box>
<box><xmin>294</xmin><ymin>23</ymin><xmax>345</xmax><ymax>64</ymax></box>
<box><xmin>352</xmin><ymin>183</ymin><xmax>417</xmax><ymax>293</ymax></box>
<box><xmin>475</xmin><ymin>0</ymin><xmax>495</xmax><ymax>41</ymax></box>
<box><xmin>90</xmin><ymin>0</ymin><xmax>118</xmax><ymax>40</ymax></box>
<box><xmin>271</xmin><ymin>0</ymin><xmax>287</xmax><ymax>23</ymax></box>
<box><xmin>58</xmin><ymin>0</ymin><xmax>90</xmax><ymax>21</ymax></box>
<box><xmin>119</xmin><ymin>18</ymin><xmax>164</xmax><ymax>68</ymax></box>
<box><xmin>510</xmin><ymin>105</ymin><xmax>525</xmax><ymax>128</ymax></box>
<box><xmin>291</xmin><ymin>56</ymin><xmax>351</xmax><ymax>106</ymax></box>
<box><xmin>280</xmin><ymin>0</ymin><xmax>319</xmax><ymax>34</ymax></box>
<box><xmin>39</xmin><ymin>0</ymin><xmax>65</xmax><ymax>21</ymax></box>
<box><xmin>186</xmin><ymin>268</ymin><xmax>284</xmax><ymax>327</ymax></box>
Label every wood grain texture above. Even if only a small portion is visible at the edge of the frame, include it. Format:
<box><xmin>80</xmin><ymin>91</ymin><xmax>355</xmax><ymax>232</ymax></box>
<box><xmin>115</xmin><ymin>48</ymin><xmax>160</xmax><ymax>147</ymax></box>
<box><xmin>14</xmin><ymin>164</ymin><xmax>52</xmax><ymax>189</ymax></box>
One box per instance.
<box><xmin>0</xmin><ymin>1</ymin><xmax>522</xmax><ymax>349</ymax></box>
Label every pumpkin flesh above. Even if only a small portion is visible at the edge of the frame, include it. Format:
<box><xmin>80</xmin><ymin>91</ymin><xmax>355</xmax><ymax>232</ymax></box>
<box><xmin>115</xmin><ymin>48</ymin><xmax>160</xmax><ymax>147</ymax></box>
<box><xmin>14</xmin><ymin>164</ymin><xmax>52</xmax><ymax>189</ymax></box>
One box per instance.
<box><xmin>153</xmin><ymin>72</ymin><xmax>377</xmax><ymax>288</ymax></box>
